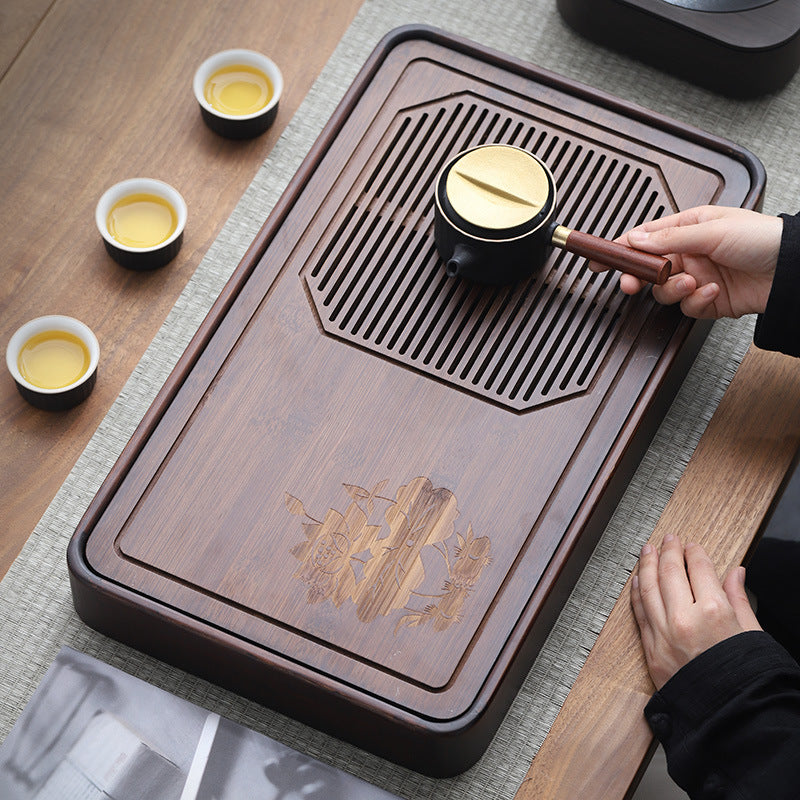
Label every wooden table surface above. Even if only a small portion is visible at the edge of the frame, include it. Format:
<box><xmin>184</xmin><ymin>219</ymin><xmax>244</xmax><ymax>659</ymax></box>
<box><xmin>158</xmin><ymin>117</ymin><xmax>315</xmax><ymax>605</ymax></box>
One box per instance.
<box><xmin>3</xmin><ymin>2</ymin><xmax>799</xmax><ymax>797</ymax></box>
<box><xmin>0</xmin><ymin>0</ymin><xmax>361</xmax><ymax>577</ymax></box>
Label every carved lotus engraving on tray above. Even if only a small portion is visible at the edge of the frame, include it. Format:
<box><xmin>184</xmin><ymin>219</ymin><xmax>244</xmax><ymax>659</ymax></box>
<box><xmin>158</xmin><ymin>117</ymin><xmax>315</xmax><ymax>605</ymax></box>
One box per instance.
<box><xmin>286</xmin><ymin>477</ymin><xmax>491</xmax><ymax>633</ymax></box>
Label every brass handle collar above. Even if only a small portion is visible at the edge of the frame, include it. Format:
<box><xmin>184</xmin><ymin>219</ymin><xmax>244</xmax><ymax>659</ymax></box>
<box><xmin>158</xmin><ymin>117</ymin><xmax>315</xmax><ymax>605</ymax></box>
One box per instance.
<box><xmin>551</xmin><ymin>224</ymin><xmax>572</xmax><ymax>248</ymax></box>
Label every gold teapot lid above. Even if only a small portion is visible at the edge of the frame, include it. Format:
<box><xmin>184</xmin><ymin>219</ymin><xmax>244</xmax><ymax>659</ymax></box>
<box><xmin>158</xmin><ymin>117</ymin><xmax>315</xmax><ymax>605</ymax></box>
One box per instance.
<box><xmin>444</xmin><ymin>145</ymin><xmax>552</xmax><ymax>231</ymax></box>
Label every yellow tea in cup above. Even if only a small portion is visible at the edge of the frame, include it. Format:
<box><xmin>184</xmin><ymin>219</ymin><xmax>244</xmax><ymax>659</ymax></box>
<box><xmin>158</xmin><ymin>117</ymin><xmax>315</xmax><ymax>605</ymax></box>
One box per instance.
<box><xmin>106</xmin><ymin>193</ymin><xmax>178</xmax><ymax>248</ymax></box>
<box><xmin>17</xmin><ymin>330</ymin><xmax>91</xmax><ymax>389</ymax></box>
<box><xmin>204</xmin><ymin>64</ymin><xmax>273</xmax><ymax>116</ymax></box>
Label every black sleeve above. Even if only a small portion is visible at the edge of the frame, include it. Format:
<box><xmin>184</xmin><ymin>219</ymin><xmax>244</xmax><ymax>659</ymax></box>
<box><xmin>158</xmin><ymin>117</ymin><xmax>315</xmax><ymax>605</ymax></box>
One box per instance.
<box><xmin>644</xmin><ymin>630</ymin><xmax>800</xmax><ymax>799</ymax></box>
<box><xmin>753</xmin><ymin>211</ymin><xmax>800</xmax><ymax>357</ymax></box>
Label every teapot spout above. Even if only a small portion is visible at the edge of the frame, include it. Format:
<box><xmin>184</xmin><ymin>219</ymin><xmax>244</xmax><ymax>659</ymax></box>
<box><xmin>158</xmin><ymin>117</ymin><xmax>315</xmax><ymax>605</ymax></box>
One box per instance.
<box><xmin>445</xmin><ymin>243</ymin><xmax>478</xmax><ymax>278</ymax></box>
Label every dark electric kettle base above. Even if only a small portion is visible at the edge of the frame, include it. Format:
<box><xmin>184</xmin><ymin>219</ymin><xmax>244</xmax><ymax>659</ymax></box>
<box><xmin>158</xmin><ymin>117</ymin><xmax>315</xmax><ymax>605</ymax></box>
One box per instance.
<box><xmin>557</xmin><ymin>0</ymin><xmax>800</xmax><ymax>98</ymax></box>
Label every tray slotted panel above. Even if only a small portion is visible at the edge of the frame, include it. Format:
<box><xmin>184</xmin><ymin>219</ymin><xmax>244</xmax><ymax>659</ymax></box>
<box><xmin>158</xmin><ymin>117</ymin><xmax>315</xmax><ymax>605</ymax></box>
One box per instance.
<box><xmin>305</xmin><ymin>94</ymin><xmax>668</xmax><ymax>410</ymax></box>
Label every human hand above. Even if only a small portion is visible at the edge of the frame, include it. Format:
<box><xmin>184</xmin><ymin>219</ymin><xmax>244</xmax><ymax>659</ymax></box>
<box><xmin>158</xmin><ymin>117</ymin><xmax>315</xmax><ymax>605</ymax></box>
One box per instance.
<box><xmin>631</xmin><ymin>535</ymin><xmax>762</xmax><ymax>690</ymax></box>
<box><xmin>614</xmin><ymin>206</ymin><xmax>782</xmax><ymax>319</ymax></box>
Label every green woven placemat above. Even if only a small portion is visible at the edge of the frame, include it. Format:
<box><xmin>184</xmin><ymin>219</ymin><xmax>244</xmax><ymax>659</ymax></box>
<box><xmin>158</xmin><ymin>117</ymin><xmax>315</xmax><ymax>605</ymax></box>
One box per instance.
<box><xmin>3</xmin><ymin>0</ymin><xmax>799</xmax><ymax>797</ymax></box>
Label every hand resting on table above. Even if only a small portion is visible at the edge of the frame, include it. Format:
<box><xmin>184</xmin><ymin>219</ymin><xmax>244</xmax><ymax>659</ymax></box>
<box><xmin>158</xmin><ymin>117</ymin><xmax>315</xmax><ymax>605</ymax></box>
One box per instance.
<box><xmin>631</xmin><ymin>535</ymin><xmax>762</xmax><ymax>689</ymax></box>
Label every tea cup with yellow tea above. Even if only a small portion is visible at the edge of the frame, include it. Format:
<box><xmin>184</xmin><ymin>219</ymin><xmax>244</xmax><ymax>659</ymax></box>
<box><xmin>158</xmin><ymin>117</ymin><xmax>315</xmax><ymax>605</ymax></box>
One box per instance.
<box><xmin>6</xmin><ymin>315</ymin><xmax>100</xmax><ymax>410</ymax></box>
<box><xmin>96</xmin><ymin>178</ymin><xmax>187</xmax><ymax>270</ymax></box>
<box><xmin>193</xmin><ymin>49</ymin><xmax>283</xmax><ymax>139</ymax></box>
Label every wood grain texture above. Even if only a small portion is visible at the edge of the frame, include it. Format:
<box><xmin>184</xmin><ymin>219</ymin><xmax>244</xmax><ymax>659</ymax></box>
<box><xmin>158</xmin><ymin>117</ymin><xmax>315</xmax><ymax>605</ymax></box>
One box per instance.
<box><xmin>564</xmin><ymin>229</ymin><xmax>671</xmax><ymax>285</ymax></box>
<box><xmin>0</xmin><ymin>0</ymin><xmax>362</xmax><ymax>579</ymax></box>
<box><xmin>517</xmin><ymin>344</ymin><xmax>800</xmax><ymax>799</ymax></box>
<box><xmin>0</xmin><ymin>0</ymin><xmax>53</xmax><ymax>79</ymax></box>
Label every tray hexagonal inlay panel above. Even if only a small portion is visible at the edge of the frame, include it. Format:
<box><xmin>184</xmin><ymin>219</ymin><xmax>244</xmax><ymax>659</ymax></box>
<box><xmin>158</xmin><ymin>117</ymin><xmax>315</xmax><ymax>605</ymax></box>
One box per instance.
<box><xmin>304</xmin><ymin>93</ymin><xmax>671</xmax><ymax>411</ymax></box>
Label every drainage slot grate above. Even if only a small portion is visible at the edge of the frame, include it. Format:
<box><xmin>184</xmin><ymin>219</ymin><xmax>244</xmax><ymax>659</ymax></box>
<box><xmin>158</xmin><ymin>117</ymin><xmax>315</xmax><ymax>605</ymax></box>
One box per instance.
<box><xmin>304</xmin><ymin>95</ymin><xmax>667</xmax><ymax>411</ymax></box>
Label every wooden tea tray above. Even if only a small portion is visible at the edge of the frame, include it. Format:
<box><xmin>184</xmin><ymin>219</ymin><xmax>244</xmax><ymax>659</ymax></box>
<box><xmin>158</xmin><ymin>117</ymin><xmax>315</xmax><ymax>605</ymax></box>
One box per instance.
<box><xmin>68</xmin><ymin>26</ymin><xmax>764</xmax><ymax>776</ymax></box>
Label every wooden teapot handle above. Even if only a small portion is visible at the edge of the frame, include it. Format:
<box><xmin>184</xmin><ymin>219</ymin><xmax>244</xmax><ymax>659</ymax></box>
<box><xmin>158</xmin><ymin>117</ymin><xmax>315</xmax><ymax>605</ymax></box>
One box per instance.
<box><xmin>552</xmin><ymin>226</ymin><xmax>671</xmax><ymax>285</ymax></box>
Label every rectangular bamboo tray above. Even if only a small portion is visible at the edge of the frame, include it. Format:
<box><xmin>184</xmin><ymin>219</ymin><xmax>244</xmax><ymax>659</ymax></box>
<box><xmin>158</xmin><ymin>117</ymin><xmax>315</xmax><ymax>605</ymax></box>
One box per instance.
<box><xmin>68</xmin><ymin>25</ymin><xmax>764</xmax><ymax>776</ymax></box>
